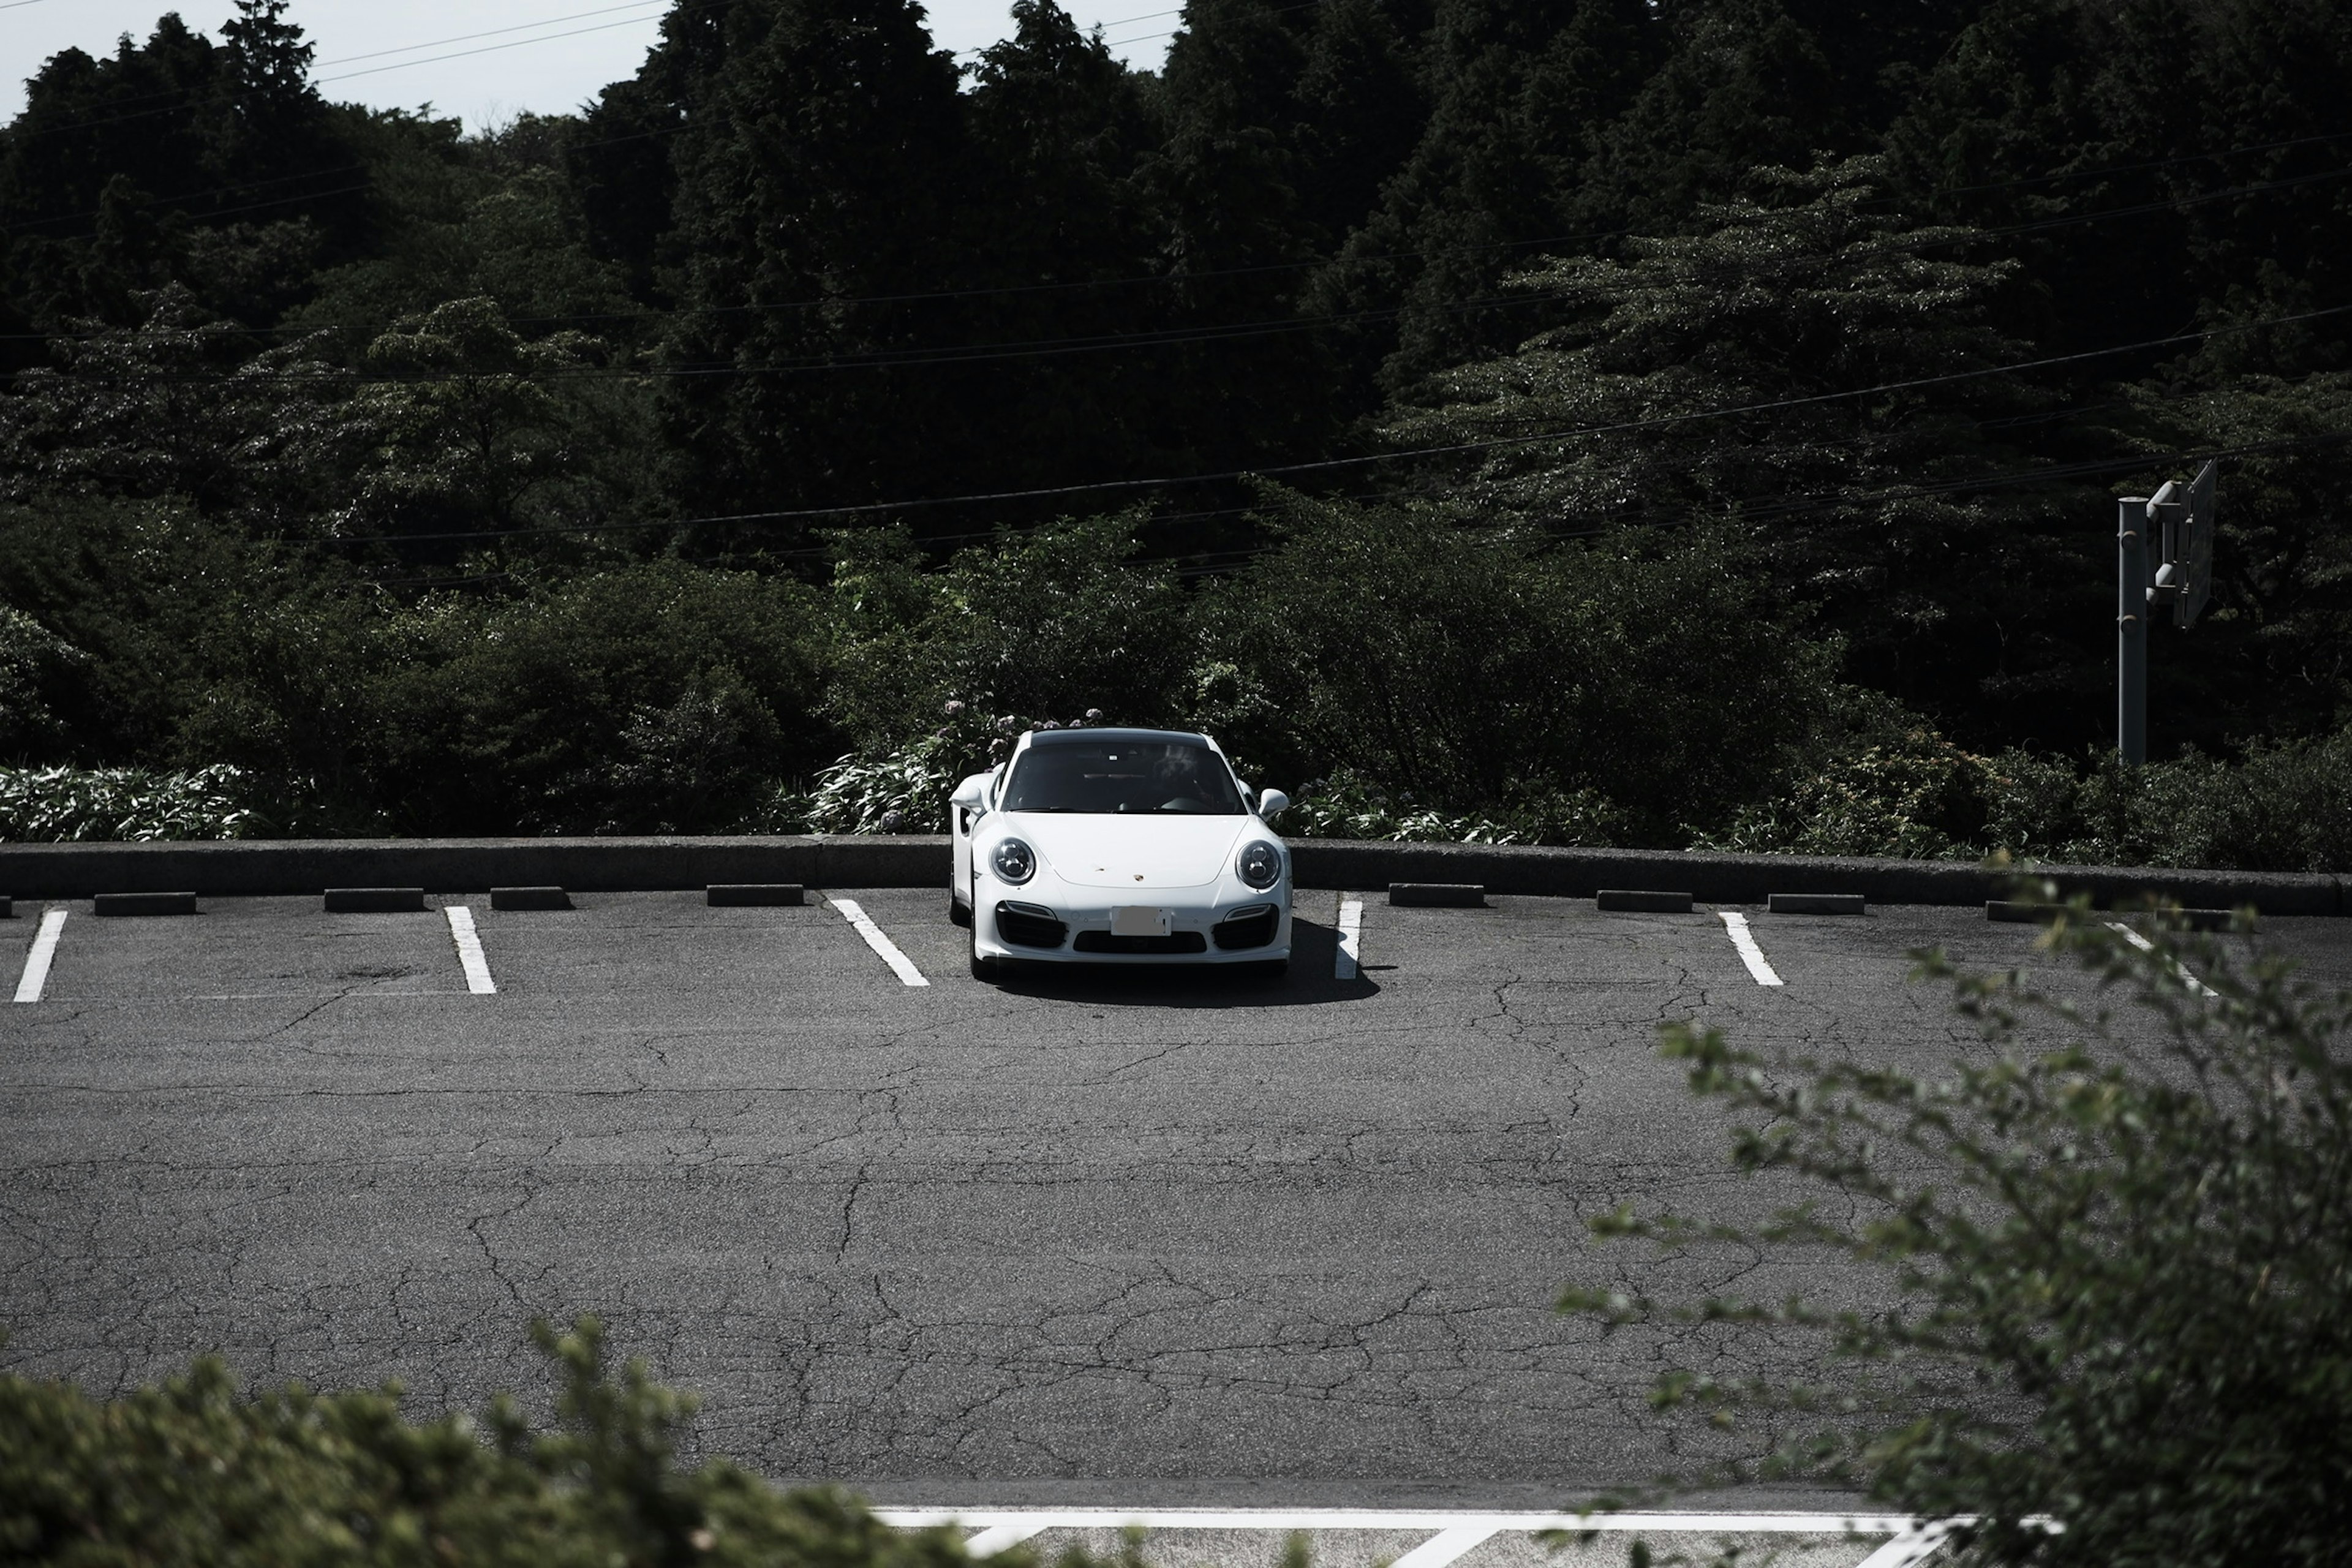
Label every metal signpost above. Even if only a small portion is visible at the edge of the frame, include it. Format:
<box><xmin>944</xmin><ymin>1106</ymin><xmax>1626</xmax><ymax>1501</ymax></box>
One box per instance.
<box><xmin>2117</xmin><ymin>458</ymin><xmax>2217</xmax><ymax>763</ymax></box>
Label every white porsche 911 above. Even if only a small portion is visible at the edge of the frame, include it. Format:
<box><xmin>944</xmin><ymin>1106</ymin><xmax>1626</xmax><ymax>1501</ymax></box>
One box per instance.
<box><xmin>949</xmin><ymin>727</ymin><xmax>1292</xmax><ymax>981</ymax></box>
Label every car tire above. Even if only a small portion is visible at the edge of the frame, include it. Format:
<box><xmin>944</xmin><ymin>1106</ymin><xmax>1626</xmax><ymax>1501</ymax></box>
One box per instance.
<box><xmin>969</xmin><ymin>914</ymin><xmax>998</xmax><ymax>982</ymax></box>
<box><xmin>949</xmin><ymin>894</ymin><xmax>971</xmax><ymax>927</ymax></box>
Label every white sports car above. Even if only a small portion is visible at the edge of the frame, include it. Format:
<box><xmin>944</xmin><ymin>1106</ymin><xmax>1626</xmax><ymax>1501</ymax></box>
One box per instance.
<box><xmin>949</xmin><ymin>727</ymin><xmax>1293</xmax><ymax>980</ymax></box>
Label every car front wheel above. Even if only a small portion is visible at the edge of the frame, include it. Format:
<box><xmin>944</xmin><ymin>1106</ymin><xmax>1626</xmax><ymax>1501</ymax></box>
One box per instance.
<box><xmin>968</xmin><ymin>887</ymin><xmax>998</xmax><ymax>981</ymax></box>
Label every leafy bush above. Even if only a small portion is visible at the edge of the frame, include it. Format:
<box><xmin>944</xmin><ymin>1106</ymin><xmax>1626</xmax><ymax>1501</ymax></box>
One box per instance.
<box><xmin>751</xmin><ymin>703</ymin><xmax>1108</xmax><ymax>835</ymax></box>
<box><xmin>0</xmin><ymin>763</ymin><xmax>263</xmax><ymax>841</ymax></box>
<box><xmin>1566</xmin><ymin>901</ymin><xmax>2352</xmax><ymax>1566</ymax></box>
<box><xmin>0</xmin><ymin>1316</ymin><xmax>1011</xmax><ymax>1568</ymax></box>
<box><xmin>0</xmin><ymin>606</ymin><xmax>83</xmax><ymax>759</ymax></box>
<box><xmin>1697</xmin><ymin>722</ymin><xmax>1996</xmax><ymax>859</ymax></box>
<box><xmin>1709</xmin><ymin>720</ymin><xmax>2352</xmax><ymax>871</ymax></box>
<box><xmin>370</xmin><ymin>563</ymin><xmax>834</xmax><ymax>835</ymax></box>
<box><xmin>822</xmin><ymin>519</ymin><xmax>1203</xmax><ymax>755</ymax></box>
<box><xmin>1227</xmin><ymin>495</ymin><xmax>1846</xmax><ymax>843</ymax></box>
<box><xmin>1283</xmin><ymin>768</ymin><xmax>1624</xmax><ymax>846</ymax></box>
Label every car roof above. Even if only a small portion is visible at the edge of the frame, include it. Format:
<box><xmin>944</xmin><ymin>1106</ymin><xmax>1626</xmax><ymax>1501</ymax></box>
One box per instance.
<box><xmin>1020</xmin><ymin>726</ymin><xmax>1217</xmax><ymax>750</ymax></box>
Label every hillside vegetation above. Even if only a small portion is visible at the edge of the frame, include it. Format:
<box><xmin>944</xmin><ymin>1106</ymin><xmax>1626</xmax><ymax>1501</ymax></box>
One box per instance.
<box><xmin>5</xmin><ymin>0</ymin><xmax>2352</xmax><ymax>863</ymax></box>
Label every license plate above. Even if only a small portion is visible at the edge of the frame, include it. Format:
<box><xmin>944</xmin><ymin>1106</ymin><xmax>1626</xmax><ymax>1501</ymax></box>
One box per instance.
<box><xmin>1110</xmin><ymin>905</ymin><xmax>1170</xmax><ymax>937</ymax></box>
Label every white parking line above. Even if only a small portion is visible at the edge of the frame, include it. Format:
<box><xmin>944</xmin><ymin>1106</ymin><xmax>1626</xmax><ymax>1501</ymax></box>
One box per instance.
<box><xmin>1719</xmin><ymin>911</ymin><xmax>1785</xmax><ymax>987</ymax></box>
<box><xmin>12</xmin><ymin>908</ymin><xmax>67</xmax><ymax>1003</ymax></box>
<box><xmin>963</xmin><ymin>1523</ymin><xmax>1048</xmax><ymax>1557</ymax></box>
<box><xmin>2107</xmin><ymin>922</ymin><xmax>2218</xmax><ymax>997</ymax></box>
<box><xmin>1336</xmin><ymin>897</ymin><xmax>1362</xmax><ymax>980</ymax></box>
<box><xmin>876</xmin><ymin>1507</ymin><xmax>1921</xmax><ymax>1535</ymax></box>
<box><xmin>829</xmin><ymin>897</ymin><xmax>929</xmax><ymax>987</ymax></box>
<box><xmin>1390</xmin><ymin>1523</ymin><xmax>1501</xmax><ymax>1568</ymax></box>
<box><xmin>1856</xmin><ymin>1522</ymin><xmax>1954</xmax><ymax>1568</ymax></box>
<box><xmin>443</xmin><ymin>905</ymin><xmax>497</xmax><ymax>994</ymax></box>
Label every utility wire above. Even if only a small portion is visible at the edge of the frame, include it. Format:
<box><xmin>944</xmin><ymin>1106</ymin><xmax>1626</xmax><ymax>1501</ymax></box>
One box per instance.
<box><xmin>17</xmin><ymin>140</ymin><xmax>2345</xmax><ymax>363</ymax></box>
<box><xmin>298</xmin><ymin>297</ymin><xmax>2352</xmax><ymax>547</ymax></box>
<box><xmin>6</xmin><ymin>0</ymin><xmax>710</xmax><ymax>142</ymax></box>
<box><xmin>33</xmin><ymin>156</ymin><xmax>2350</xmax><ymax>382</ymax></box>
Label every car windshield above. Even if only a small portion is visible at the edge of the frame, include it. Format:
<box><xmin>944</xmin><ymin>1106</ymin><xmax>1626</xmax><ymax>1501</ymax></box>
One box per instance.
<box><xmin>1003</xmin><ymin>741</ymin><xmax>1245</xmax><ymax>815</ymax></box>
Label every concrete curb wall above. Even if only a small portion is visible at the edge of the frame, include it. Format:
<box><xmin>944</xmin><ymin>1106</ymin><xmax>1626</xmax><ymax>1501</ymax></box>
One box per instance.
<box><xmin>0</xmin><ymin>837</ymin><xmax>944</xmax><ymax>900</ymax></box>
<box><xmin>1286</xmin><ymin>841</ymin><xmax>2344</xmax><ymax>915</ymax></box>
<box><xmin>0</xmin><ymin>835</ymin><xmax>2338</xmax><ymax>913</ymax></box>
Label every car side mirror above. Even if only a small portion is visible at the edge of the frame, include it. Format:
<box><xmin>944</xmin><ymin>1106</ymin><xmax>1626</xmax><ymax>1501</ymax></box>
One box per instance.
<box><xmin>951</xmin><ymin>775</ymin><xmax>987</xmax><ymax>813</ymax></box>
<box><xmin>1257</xmin><ymin>787</ymin><xmax>1289</xmax><ymax>820</ymax></box>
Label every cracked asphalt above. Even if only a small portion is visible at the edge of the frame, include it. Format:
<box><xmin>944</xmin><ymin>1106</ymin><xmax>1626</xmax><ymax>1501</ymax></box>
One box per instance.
<box><xmin>2</xmin><ymin>888</ymin><xmax>2336</xmax><ymax>1511</ymax></box>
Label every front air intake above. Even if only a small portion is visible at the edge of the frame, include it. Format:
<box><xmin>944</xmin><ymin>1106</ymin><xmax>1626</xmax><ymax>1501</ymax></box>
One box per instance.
<box><xmin>1074</xmin><ymin>930</ymin><xmax>1210</xmax><ymax>954</ymax></box>
<box><xmin>995</xmin><ymin>902</ymin><xmax>1068</xmax><ymax>949</ymax></box>
<box><xmin>1212</xmin><ymin>905</ymin><xmax>1280</xmax><ymax>950</ymax></box>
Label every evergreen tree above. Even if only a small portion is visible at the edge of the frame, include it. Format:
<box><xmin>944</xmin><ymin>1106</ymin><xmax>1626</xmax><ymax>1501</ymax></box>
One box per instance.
<box><xmin>1385</xmin><ymin>159</ymin><xmax>2095</xmax><ymax>741</ymax></box>
<box><xmin>963</xmin><ymin>1</ymin><xmax>1172</xmax><ymax>489</ymax></box>
<box><xmin>1306</xmin><ymin>0</ymin><xmax>1662</xmax><ymax>399</ymax></box>
<box><xmin>658</xmin><ymin>0</ymin><xmax>969</xmax><ymax>532</ymax></box>
<box><xmin>1577</xmin><ymin>0</ymin><xmax>1845</xmax><ymax>238</ymax></box>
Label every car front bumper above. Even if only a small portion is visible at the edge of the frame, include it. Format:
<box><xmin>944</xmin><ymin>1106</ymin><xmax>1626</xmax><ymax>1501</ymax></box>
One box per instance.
<box><xmin>973</xmin><ymin>882</ymin><xmax>1292</xmax><ymax>964</ymax></box>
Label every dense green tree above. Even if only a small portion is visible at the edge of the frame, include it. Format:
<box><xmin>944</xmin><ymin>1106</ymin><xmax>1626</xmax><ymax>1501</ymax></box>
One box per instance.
<box><xmin>1384</xmin><ymin>158</ymin><xmax>2098</xmax><ymax>742</ymax></box>
<box><xmin>1306</xmin><ymin>0</ymin><xmax>1660</xmax><ymax>398</ymax></box>
<box><xmin>1577</xmin><ymin>0</ymin><xmax>1845</xmax><ymax>237</ymax></box>
<box><xmin>335</xmin><ymin>297</ymin><xmax>656</xmax><ymax>567</ymax></box>
<box><xmin>0</xmin><ymin>2</ymin><xmax>367</xmax><ymax>330</ymax></box>
<box><xmin>659</xmin><ymin>0</ymin><xmax>970</xmax><ymax>530</ymax></box>
<box><xmin>959</xmin><ymin>1</ymin><xmax>1174</xmax><ymax>490</ymax></box>
<box><xmin>1227</xmin><ymin>489</ymin><xmax>1847</xmax><ymax>839</ymax></box>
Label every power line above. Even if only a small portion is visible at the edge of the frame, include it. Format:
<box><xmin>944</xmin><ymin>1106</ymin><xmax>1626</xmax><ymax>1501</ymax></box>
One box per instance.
<box><xmin>20</xmin><ymin>132</ymin><xmax>2345</xmax><ymax>363</ymax></box>
<box><xmin>6</xmin><ymin>0</ymin><xmax>713</xmax><ymax>143</ymax></box>
<box><xmin>378</xmin><ymin>299</ymin><xmax>2347</xmax><ymax>535</ymax></box>
<box><xmin>319</xmin><ymin>0</ymin><xmax>669</xmax><ymax>70</ymax></box>
<box><xmin>13</xmin><ymin>278</ymin><xmax>1577</xmax><ymax>373</ymax></box>
<box><xmin>318</xmin><ymin>10</ymin><xmax>675</xmax><ymax>84</ymax></box>
<box><xmin>26</xmin><ymin>148</ymin><xmax>2348</xmax><ymax>369</ymax></box>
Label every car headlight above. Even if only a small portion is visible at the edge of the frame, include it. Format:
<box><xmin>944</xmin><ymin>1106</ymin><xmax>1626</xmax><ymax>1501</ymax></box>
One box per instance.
<box><xmin>1235</xmin><ymin>839</ymin><xmax>1283</xmax><ymax>889</ymax></box>
<box><xmin>991</xmin><ymin>839</ymin><xmax>1036</xmax><ymax>884</ymax></box>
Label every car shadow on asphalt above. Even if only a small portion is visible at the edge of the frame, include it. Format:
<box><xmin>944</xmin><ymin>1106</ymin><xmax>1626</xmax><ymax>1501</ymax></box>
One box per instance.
<box><xmin>992</xmin><ymin>918</ymin><xmax>1379</xmax><ymax>1008</ymax></box>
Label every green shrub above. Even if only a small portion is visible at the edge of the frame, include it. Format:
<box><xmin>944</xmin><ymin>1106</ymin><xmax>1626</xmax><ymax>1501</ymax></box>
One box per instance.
<box><xmin>746</xmin><ymin>704</ymin><xmax>1109</xmax><ymax>835</ymax></box>
<box><xmin>0</xmin><ymin>763</ymin><xmax>263</xmax><ymax>841</ymax></box>
<box><xmin>371</xmin><ymin>563</ymin><xmax>834</xmax><ymax>835</ymax></box>
<box><xmin>0</xmin><ymin>606</ymin><xmax>85</xmax><ymax>760</ymax></box>
<box><xmin>1696</xmin><ymin>723</ymin><xmax>1995</xmax><ymax>860</ymax></box>
<box><xmin>1565</xmin><ymin>902</ymin><xmax>2352</xmax><ymax>1566</ymax></box>
<box><xmin>1225</xmin><ymin>495</ymin><xmax>1845</xmax><ymax>845</ymax></box>
<box><xmin>821</xmin><ymin>519</ymin><xmax>1203</xmax><ymax>754</ymax></box>
<box><xmin>1283</xmin><ymin>768</ymin><xmax>1625</xmax><ymax>846</ymax></box>
<box><xmin>0</xmin><ymin>1317</ymin><xmax>1006</xmax><ymax>1568</ymax></box>
<box><xmin>1711</xmin><ymin>720</ymin><xmax>2352</xmax><ymax>872</ymax></box>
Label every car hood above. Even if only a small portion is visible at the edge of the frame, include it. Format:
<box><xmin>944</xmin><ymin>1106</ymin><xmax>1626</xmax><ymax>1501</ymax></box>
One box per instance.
<box><xmin>1009</xmin><ymin>813</ymin><xmax>1257</xmax><ymax>890</ymax></box>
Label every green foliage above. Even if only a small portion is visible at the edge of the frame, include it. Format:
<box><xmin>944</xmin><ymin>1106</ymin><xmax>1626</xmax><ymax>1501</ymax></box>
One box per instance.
<box><xmin>0</xmin><ymin>606</ymin><xmax>83</xmax><ymax>759</ymax></box>
<box><xmin>1384</xmin><ymin>156</ymin><xmax>2084</xmax><ymax>725</ymax></box>
<box><xmin>1708</xmin><ymin>718</ymin><xmax>2352</xmax><ymax>872</ymax></box>
<box><xmin>338</xmin><ymin>297</ymin><xmax>648</xmax><ymax>549</ymax></box>
<box><xmin>0</xmin><ymin>1316</ymin><xmax>1006</xmax><ymax>1568</ymax></box>
<box><xmin>821</xmin><ymin>518</ymin><xmax>1200</xmax><ymax>753</ymax></box>
<box><xmin>371</xmin><ymin>563</ymin><xmax>832</xmax><ymax>836</ymax></box>
<box><xmin>777</xmin><ymin>703</ymin><xmax>1101</xmax><ymax>836</ymax></box>
<box><xmin>1698</xmin><ymin>718</ymin><xmax>1999</xmax><ymax>859</ymax></box>
<box><xmin>1563</xmin><ymin>903</ymin><xmax>2352</xmax><ymax>1564</ymax></box>
<box><xmin>7</xmin><ymin>0</ymin><xmax>2352</xmax><ymax>862</ymax></box>
<box><xmin>1231</xmin><ymin>492</ymin><xmax>1846</xmax><ymax>843</ymax></box>
<box><xmin>1283</xmin><ymin>768</ymin><xmax>1623</xmax><ymax>846</ymax></box>
<box><xmin>0</xmin><ymin>763</ymin><xmax>261</xmax><ymax>841</ymax></box>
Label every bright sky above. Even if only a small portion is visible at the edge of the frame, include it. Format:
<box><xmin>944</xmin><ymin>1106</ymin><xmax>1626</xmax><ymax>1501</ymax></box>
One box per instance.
<box><xmin>1</xmin><ymin>0</ymin><xmax>1180</xmax><ymax>130</ymax></box>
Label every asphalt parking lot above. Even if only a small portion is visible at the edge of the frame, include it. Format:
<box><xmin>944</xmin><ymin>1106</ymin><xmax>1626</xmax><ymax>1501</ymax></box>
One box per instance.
<box><xmin>3</xmin><ymin>887</ymin><xmax>2335</xmax><ymax>1564</ymax></box>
